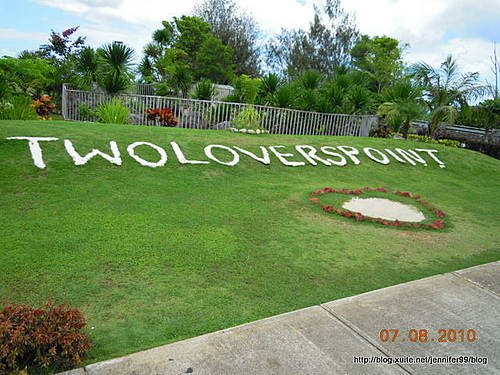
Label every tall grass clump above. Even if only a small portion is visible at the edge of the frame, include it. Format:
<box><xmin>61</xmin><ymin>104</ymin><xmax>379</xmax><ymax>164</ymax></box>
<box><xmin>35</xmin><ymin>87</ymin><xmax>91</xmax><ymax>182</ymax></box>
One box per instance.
<box><xmin>95</xmin><ymin>98</ymin><xmax>130</xmax><ymax>124</ymax></box>
<box><xmin>0</xmin><ymin>98</ymin><xmax>35</xmax><ymax>120</ymax></box>
<box><xmin>191</xmin><ymin>79</ymin><xmax>216</xmax><ymax>101</ymax></box>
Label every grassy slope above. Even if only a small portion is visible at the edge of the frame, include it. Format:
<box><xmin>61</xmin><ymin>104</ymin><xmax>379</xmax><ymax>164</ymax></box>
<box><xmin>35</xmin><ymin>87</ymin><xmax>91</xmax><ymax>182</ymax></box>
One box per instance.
<box><xmin>1</xmin><ymin>120</ymin><xmax>499</xmax><ymax>363</ymax></box>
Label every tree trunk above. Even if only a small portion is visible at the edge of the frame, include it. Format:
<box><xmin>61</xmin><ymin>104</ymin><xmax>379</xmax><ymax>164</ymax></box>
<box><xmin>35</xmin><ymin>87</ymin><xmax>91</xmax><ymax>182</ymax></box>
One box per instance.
<box><xmin>402</xmin><ymin>120</ymin><xmax>410</xmax><ymax>139</ymax></box>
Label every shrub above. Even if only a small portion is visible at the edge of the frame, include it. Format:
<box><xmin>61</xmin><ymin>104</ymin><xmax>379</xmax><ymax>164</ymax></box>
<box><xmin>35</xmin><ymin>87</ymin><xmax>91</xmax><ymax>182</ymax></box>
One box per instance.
<box><xmin>232</xmin><ymin>105</ymin><xmax>262</xmax><ymax>129</ymax></box>
<box><xmin>0</xmin><ymin>99</ymin><xmax>35</xmax><ymax>121</ymax></box>
<box><xmin>190</xmin><ymin>79</ymin><xmax>215</xmax><ymax>101</ymax></box>
<box><xmin>30</xmin><ymin>95</ymin><xmax>56</xmax><ymax>120</ymax></box>
<box><xmin>77</xmin><ymin>103</ymin><xmax>98</xmax><ymax>122</ymax></box>
<box><xmin>434</xmin><ymin>138</ymin><xmax>461</xmax><ymax>148</ymax></box>
<box><xmin>145</xmin><ymin>108</ymin><xmax>178</xmax><ymax>127</ymax></box>
<box><xmin>371</xmin><ymin>125</ymin><xmax>392</xmax><ymax>138</ymax></box>
<box><xmin>95</xmin><ymin>98</ymin><xmax>130</xmax><ymax>124</ymax></box>
<box><xmin>0</xmin><ymin>301</ymin><xmax>92</xmax><ymax>374</ymax></box>
<box><xmin>461</xmin><ymin>139</ymin><xmax>500</xmax><ymax>159</ymax></box>
<box><xmin>405</xmin><ymin>134</ymin><xmax>461</xmax><ymax>148</ymax></box>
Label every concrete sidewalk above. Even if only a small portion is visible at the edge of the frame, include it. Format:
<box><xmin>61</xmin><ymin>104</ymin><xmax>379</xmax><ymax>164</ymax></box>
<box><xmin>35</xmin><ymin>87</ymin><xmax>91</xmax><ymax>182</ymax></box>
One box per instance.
<box><xmin>61</xmin><ymin>261</ymin><xmax>500</xmax><ymax>375</ymax></box>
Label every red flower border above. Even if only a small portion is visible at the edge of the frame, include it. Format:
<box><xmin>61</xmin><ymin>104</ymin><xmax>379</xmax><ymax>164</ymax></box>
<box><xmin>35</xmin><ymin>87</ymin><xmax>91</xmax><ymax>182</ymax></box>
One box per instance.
<box><xmin>309</xmin><ymin>187</ymin><xmax>446</xmax><ymax>230</ymax></box>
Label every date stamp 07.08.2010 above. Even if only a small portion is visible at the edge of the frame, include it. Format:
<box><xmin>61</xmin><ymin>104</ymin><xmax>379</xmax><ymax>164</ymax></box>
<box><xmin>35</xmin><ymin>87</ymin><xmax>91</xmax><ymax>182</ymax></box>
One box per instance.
<box><xmin>378</xmin><ymin>329</ymin><xmax>477</xmax><ymax>343</ymax></box>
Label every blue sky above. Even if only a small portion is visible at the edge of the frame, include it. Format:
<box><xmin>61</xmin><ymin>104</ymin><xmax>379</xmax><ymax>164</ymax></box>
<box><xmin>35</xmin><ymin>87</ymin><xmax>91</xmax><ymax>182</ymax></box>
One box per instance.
<box><xmin>1</xmin><ymin>0</ymin><xmax>499</xmax><ymax>91</ymax></box>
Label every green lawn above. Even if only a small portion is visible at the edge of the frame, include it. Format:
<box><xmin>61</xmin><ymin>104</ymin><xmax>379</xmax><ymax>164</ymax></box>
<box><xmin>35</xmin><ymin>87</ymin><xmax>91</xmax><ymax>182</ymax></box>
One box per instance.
<box><xmin>1</xmin><ymin>120</ymin><xmax>499</xmax><ymax>365</ymax></box>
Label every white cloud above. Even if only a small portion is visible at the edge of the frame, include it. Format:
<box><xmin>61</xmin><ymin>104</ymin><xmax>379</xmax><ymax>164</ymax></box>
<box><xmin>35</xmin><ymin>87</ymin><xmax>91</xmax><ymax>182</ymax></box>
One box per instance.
<box><xmin>0</xmin><ymin>48</ymin><xmax>16</xmax><ymax>57</ymax></box>
<box><xmin>238</xmin><ymin>0</ymin><xmax>317</xmax><ymax>35</ymax></box>
<box><xmin>408</xmin><ymin>38</ymin><xmax>497</xmax><ymax>85</ymax></box>
<box><xmin>33</xmin><ymin>0</ymin><xmax>197</xmax><ymax>25</ymax></box>
<box><xmin>18</xmin><ymin>0</ymin><xmax>500</xmax><ymax>87</ymax></box>
<box><xmin>0</xmin><ymin>28</ymin><xmax>46</xmax><ymax>42</ymax></box>
<box><xmin>342</xmin><ymin>0</ymin><xmax>451</xmax><ymax>46</ymax></box>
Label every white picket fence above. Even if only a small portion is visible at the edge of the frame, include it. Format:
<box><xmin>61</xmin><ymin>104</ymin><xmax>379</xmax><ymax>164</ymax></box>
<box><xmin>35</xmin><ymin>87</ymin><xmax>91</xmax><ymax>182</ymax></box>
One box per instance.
<box><xmin>61</xmin><ymin>84</ymin><xmax>378</xmax><ymax>137</ymax></box>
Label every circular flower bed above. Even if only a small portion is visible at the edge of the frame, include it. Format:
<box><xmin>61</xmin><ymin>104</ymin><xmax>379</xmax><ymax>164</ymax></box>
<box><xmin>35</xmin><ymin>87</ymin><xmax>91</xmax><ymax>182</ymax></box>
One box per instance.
<box><xmin>309</xmin><ymin>187</ymin><xmax>446</xmax><ymax>229</ymax></box>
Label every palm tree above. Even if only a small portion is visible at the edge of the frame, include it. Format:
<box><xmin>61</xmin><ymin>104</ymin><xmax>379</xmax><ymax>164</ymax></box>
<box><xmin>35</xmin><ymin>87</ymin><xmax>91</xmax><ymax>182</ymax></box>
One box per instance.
<box><xmin>97</xmin><ymin>42</ymin><xmax>136</xmax><ymax>94</ymax></box>
<box><xmin>410</xmin><ymin>55</ymin><xmax>491</xmax><ymax>137</ymax></box>
<box><xmin>72</xmin><ymin>47</ymin><xmax>99</xmax><ymax>90</ymax></box>
<box><xmin>378</xmin><ymin>80</ymin><xmax>426</xmax><ymax>139</ymax></box>
<box><xmin>297</xmin><ymin>69</ymin><xmax>325</xmax><ymax>91</ymax></box>
<box><xmin>259</xmin><ymin>73</ymin><xmax>282</xmax><ymax>105</ymax></box>
<box><xmin>170</xmin><ymin>68</ymin><xmax>193</xmax><ymax>98</ymax></box>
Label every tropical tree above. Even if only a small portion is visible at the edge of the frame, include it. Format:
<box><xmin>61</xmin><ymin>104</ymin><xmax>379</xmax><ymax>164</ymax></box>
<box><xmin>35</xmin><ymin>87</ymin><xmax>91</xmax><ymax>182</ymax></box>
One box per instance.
<box><xmin>190</xmin><ymin>78</ymin><xmax>216</xmax><ymax>100</ymax></box>
<box><xmin>256</xmin><ymin>68</ymin><xmax>375</xmax><ymax>114</ymax></box>
<box><xmin>139</xmin><ymin>16</ymin><xmax>235</xmax><ymax>93</ymax></box>
<box><xmin>457</xmin><ymin>98</ymin><xmax>500</xmax><ymax>140</ymax></box>
<box><xmin>39</xmin><ymin>27</ymin><xmax>86</xmax><ymax>60</ymax></box>
<box><xmin>266</xmin><ymin>0</ymin><xmax>359</xmax><ymax>78</ymax></box>
<box><xmin>350</xmin><ymin>35</ymin><xmax>406</xmax><ymax>94</ymax></box>
<box><xmin>315</xmin><ymin>67</ymin><xmax>375</xmax><ymax>114</ymax></box>
<box><xmin>269</xmin><ymin>83</ymin><xmax>298</xmax><ymax>109</ymax></box>
<box><xmin>225</xmin><ymin>74</ymin><xmax>261</xmax><ymax>104</ymax></box>
<box><xmin>410</xmin><ymin>55</ymin><xmax>491</xmax><ymax>137</ymax></box>
<box><xmin>257</xmin><ymin>73</ymin><xmax>283</xmax><ymax>105</ymax></box>
<box><xmin>97</xmin><ymin>42</ymin><xmax>136</xmax><ymax>94</ymax></box>
<box><xmin>346</xmin><ymin>85</ymin><xmax>375</xmax><ymax>115</ymax></box>
<box><xmin>192</xmin><ymin>34</ymin><xmax>235</xmax><ymax>84</ymax></box>
<box><xmin>0</xmin><ymin>57</ymin><xmax>55</xmax><ymax>98</ymax></box>
<box><xmin>72</xmin><ymin>43</ymin><xmax>136</xmax><ymax>94</ymax></box>
<box><xmin>35</xmin><ymin>27</ymin><xmax>87</xmax><ymax>96</ymax></box>
<box><xmin>192</xmin><ymin>0</ymin><xmax>260</xmax><ymax>76</ymax></box>
<box><xmin>378</xmin><ymin>80</ymin><xmax>426</xmax><ymax>139</ymax></box>
<box><xmin>72</xmin><ymin>47</ymin><xmax>99</xmax><ymax>90</ymax></box>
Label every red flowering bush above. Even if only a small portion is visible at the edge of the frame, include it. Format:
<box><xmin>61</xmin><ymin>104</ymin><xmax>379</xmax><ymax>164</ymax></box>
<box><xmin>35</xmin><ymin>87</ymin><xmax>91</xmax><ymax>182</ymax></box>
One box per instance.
<box><xmin>62</xmin><ymin>27</ymin><xmax>79</xmax><ymax>38</ymax></box>
<box><xmin>145</xmin><ymin>108</ymin><xmax>178</xmax><ymax>127</ymax></box>
<box><xmin>0</xmin><ymin>301</ymin><xmax>92</xmax><ymax>374</ymax></box>
<box><xmin>309</xmin><ymin>187</ymin><xmax>447</xmax><ymax>230</ymax></box>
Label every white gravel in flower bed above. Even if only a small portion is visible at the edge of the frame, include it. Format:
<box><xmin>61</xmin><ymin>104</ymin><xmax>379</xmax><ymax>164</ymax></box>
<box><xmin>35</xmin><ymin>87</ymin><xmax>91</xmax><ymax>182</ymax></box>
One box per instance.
<box><xmin>342</xmin><ymin>197</ymin><xmax>426</xmax><ymax>222</ymax></box>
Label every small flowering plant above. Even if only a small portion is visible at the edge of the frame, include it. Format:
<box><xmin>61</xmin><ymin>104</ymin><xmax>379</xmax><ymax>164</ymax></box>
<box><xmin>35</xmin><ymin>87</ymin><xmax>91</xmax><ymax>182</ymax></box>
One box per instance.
<box><xmin>309</xmin><ymin>187</ymin><xmax>446</xmax><ymax>230</ymax></box>
<box><xmin>145</xmin><ymin>108</ymin><xmax>178</xmax><ymax>127</ymax></box>
<box><xmin>30</xmin><ymin>95</ymin><xmax>56</xmax><ymax>120</ymax></box>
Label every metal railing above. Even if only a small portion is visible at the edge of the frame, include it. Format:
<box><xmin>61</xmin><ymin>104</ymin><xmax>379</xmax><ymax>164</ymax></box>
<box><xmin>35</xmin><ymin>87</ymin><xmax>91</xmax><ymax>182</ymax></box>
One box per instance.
<box><xmin>62</xmin><ymin>84</ymin><xmax>378</xmax><ymax>137</ymax></box>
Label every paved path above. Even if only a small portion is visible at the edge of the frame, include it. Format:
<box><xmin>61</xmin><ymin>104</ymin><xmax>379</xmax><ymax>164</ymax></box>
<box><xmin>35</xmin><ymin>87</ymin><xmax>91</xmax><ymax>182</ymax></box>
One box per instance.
<box><xmin>60</xmin><ymin>261</ymin><xmax>500</xmax><ymax>375</ymax></box>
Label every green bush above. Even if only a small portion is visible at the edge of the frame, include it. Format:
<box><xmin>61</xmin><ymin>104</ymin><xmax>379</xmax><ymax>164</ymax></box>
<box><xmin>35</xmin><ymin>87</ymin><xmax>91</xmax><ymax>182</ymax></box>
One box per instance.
<box><xmin>459</xmin><ymin>139</ymin><xmax>500</xmax><ymax>159</ymax></box>
<box><xmin>95</xmin><ymin>99</ymin><xmax>130</xmax><ymax>124</ymax></box>
<box><xmin>77</xmin><ymin>103</ymin><xmax>98</xmax><ymax>122</ymax></box>
<box><xmin>0</xmin><ymin>98</ymin><xmax>35</xmax><ymax>120</ymax></box>
<box><xmin>371</xmin><ymin>125</ymin><xmax>392</xmax><ymax>138</ymax></box>
<box><xmin>0</xmin><ymin>301</ymin><xmax>92</xmax><ymax>374</ymax></box>
<box><xmin>434</xmin><ymin>138</ymin><xmax>461</xmax><ymax>148</ymax></box>
<box><xmin>190</xmin><ymin>79</ymin><xmax>216</xmax><ymax>101</ymax></box>
<box><xmin>232</xmin><ymin>105</ymin><xmax>262</xmax><ymax>129</ymax></box>
<box><xmin>407</xmin><ymin>134</ymin><xmax>460</xmax><ymax>148</ymax></box>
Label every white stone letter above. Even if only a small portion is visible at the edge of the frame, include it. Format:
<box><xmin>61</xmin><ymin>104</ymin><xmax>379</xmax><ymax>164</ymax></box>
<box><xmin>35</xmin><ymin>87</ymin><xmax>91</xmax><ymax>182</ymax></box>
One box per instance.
<box><xmin>320</xmin><ymin>147</ymin><xmax>348</xmax><ymax>166</ymax></box>
<box><xmin>170</xmin><ymin>142</ymin><xmax>209</xmax><ymax>164</ymax></box>
<box><xmin>268</xmin><ymin>146</ymin><xmax>305</xmax><ymax>167</ymax></box>
<box><xmin>363</xmin><ymin>147</ymin><xmax>390</xmax><ymax>165</ymax></box>
<box><xmin>233</xmin><ymin>146</ymin><xmax>271</xmax><ymax>165</ymax></box>
<box><xmin>295</xmin><ymin>145</ymin><xmax>331</xmax><ymax>166</ymax></box>
<box><xmin>395</xmin><ymin>148</ymin><xmax>427</xmax><ymax>166</ymax></box>
<box><xmin>415</xmin><ymin>149</ymin><xmax>446</xmax><ymax>168</ymax></box>
<box><xmin>64</xmin><ymin>140</ymin><xmax>122</xmax><ymax>166</ymax></box>
<box><xmin>204</xmin><ymin>145</ymin><xmax>240</xmax><ymax>166</ymax></box>
<box><xmin>336</xmin><ymin>146</ymin><xmax>361</xmax><ymax>165</ymax></box>
<box><xmin>7</xmin><ymin>136</ymin><xmax>59</xmax><ymax>169</ymax></box>
<box><xmin>127</xmin><ymin>142</ymin><xmax>167</xmax><ymax>167</ymax></box>
<box><xmin>384</xmin><ymin>148</ymin><xmax>407</xmax><ymax>164</ymax></box>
